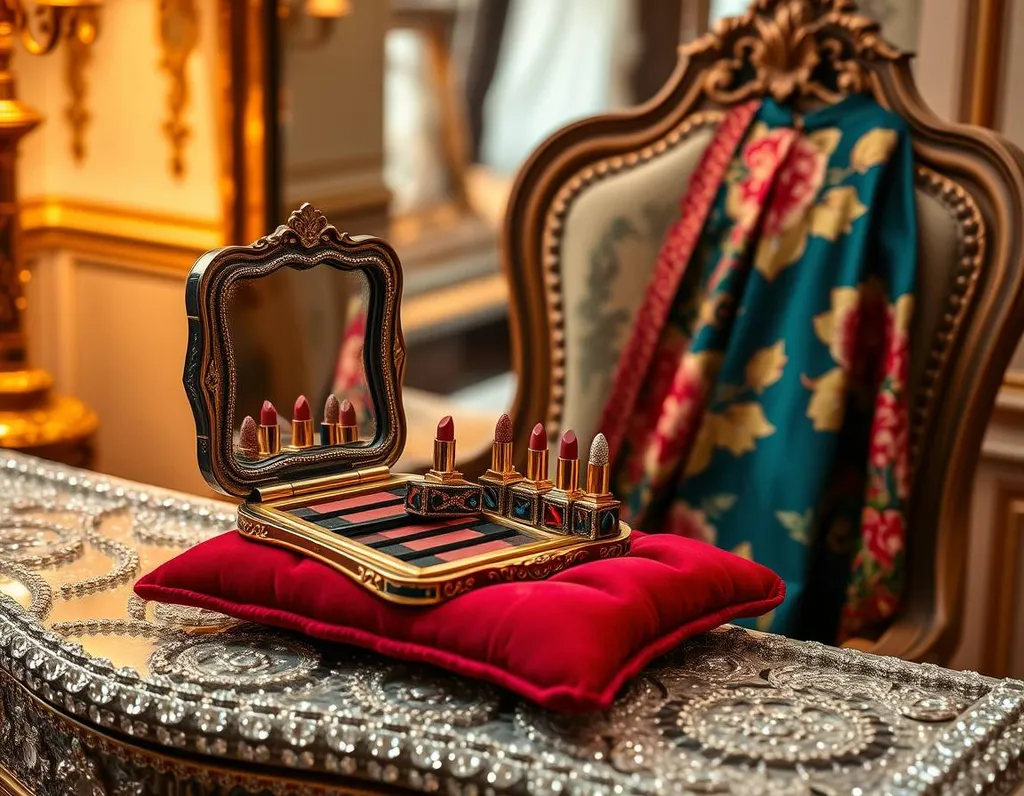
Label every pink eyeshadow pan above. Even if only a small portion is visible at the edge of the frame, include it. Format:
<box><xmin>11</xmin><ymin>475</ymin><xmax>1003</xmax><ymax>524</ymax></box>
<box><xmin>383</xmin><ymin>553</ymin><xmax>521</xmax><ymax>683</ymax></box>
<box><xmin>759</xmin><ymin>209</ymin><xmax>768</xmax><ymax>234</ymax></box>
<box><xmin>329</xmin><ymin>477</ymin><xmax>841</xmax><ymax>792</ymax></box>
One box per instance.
<box><xmin>434</xmin><ymin>538</ymin><xmax>513</xmax><ymax>562</ymax></box>
<box><xmin>344</xmin><ymin>504</ymin><xmax>407</xmax><ymax>524</ymax></box>
<box><xmin>402</xmin><ymin>528</ymin><xmax>481</xmax><ymax>551</ymax></box>
<box><xmin>377</xmin><ymin>517</ymin><xmax>467</xmax><ymax>539</ymax></box>
<box><xmin>306</xmin><ymin>490</ymin><xmax>396</xmax><ymax>514</ymax></box>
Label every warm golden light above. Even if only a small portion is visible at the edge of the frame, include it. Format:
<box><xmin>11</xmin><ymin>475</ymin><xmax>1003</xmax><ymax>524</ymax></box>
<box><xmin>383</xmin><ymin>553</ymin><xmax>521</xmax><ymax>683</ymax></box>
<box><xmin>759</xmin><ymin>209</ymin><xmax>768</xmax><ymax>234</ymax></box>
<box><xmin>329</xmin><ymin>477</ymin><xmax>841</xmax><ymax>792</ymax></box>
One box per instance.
<box><xmin>304</xmin><ymin>0</ymin><xmax>351</xmax><ymax>18</ymax></box>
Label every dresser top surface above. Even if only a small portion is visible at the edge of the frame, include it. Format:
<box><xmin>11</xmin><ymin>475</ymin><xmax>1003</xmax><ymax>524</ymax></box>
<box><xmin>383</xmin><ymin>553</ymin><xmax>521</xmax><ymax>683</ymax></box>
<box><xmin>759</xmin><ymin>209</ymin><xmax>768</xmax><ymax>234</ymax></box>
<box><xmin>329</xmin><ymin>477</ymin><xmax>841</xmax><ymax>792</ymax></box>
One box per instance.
<box><xmin>0</xmin><ymin>452</ymin><xmax>1022</xmax><ymax>795</ymax></box>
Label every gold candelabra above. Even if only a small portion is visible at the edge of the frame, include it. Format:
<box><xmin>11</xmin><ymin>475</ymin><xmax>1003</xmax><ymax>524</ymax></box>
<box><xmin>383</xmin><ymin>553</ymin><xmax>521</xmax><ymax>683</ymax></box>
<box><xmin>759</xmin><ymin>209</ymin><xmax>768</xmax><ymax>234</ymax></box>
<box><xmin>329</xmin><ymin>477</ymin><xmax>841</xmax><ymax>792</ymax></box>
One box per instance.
<box><xmin>0</xmin><ymin>0</ymin><xmax>100</xmax><ymax>467</ymax></box>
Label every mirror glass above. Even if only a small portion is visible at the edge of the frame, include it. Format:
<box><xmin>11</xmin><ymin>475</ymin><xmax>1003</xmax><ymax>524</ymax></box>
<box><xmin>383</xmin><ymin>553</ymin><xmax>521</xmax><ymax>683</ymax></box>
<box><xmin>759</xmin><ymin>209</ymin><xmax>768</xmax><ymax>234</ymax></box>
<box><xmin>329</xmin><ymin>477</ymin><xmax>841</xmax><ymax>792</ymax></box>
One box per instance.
<box><xmin>228</xmin><ymin>266</ymin><xmax>377</xmax><ymax>465</ymax></box>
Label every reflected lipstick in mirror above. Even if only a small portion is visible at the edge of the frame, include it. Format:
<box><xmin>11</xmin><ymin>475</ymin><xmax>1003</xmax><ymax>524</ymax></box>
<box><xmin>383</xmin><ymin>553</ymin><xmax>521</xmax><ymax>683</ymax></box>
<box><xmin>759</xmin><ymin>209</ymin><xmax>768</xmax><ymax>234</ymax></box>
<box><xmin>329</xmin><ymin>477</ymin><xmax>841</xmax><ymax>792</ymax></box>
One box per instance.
<box><xmin>339</xmin><ymin>398</ymin><xmax>358</xmax><ymax>443</ymax></box>
<box><xmin>258</xmin><ymin>400</ymin><xmax>280</xmax><ymax>456</ymax></box>
<box><xmin>292</xmin><ymin>395</ymin><xmax>313</xmax><ymax>449</ymax></box>
<box><xmin>478</xmin><ymin>413</ymin><xmax>524</xmax><ymax>514</ymax></box>
<box><xmin>322</xmin><ymin>394</ymin><xmax>341</xmax><ymax>445</ymax></box>
<box><xmin>238</xmin><ymin>415</ymin><xmax>259</xmax><ymax>459</ymax></box>
<box><xmin>509</xmin><ymin>423</ymin><xmax>554</xmax><ymax>525</ymax></box>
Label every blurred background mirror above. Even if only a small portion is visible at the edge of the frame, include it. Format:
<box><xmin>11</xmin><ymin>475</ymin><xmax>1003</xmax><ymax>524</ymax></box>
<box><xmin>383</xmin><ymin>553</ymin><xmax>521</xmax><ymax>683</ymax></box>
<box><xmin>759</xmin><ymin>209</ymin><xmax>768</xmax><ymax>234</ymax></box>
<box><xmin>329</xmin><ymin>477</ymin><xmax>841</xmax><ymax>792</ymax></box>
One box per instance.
<box><xmin>268</xmin><ymin>0</ymin><xmax>699</xmax><ymax>467</ymax></box>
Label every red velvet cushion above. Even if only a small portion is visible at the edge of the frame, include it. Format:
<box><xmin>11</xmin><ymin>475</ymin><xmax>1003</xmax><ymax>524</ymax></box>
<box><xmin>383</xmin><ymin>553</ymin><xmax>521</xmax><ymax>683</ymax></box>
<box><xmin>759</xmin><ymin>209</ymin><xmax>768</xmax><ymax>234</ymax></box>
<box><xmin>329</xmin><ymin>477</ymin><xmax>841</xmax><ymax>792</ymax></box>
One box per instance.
<box><xmin>135</xmin><ymin>531</ymin><xmax>783</xmax><ymax>713</ymax></box>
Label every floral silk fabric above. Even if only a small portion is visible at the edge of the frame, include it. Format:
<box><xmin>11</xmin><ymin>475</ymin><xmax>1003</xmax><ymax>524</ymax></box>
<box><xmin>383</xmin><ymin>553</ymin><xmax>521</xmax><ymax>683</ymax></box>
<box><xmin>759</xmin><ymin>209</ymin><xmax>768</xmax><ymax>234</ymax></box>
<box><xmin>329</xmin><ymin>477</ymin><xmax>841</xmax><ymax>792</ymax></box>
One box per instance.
<box><xmin>602</xmin><ymin>95</ymin><xmax>916</xmax><ymax>643</ymax></box>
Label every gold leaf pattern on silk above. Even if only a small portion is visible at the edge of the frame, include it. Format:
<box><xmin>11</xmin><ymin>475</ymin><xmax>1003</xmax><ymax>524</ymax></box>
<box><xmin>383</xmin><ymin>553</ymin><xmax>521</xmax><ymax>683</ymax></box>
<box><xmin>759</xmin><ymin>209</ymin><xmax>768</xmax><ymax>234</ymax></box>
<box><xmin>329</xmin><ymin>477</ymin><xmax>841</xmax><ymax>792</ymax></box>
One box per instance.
<box><xmin>850</xmin><ymin>128</ymin><xmax>898</xmax><ymax>173</ymax></box>
<box><xmin>685</xmin><ymin>420</ymin><xmax>717</xmax><ymax>478</ymax></box>
<box><xmin>807</xmin><ymin>128</ymin><xmax>842</xmax><ymax>157</ymax></box>
<box><xmin>711</xmin><ymin>403</ymin><xmax>777</xmax><ymax>456</ymax></box>
<box><xmin>812</xmin><ymin>286</ymin><xmax>860</xmax><ymax>368</ymax></box>
<box><xmin>745</xmin><ymin>341</ymin><xmax>788</xmax><ymax>394</ymax></box>
<box><xmin>775</xmin><ymin>508</ymin><xmax>814</xmax><ymax>546</ymax></box>
<box><xmin>754</xmin><ymin>222</ymin><xmax>808</xmax><ymax>281</ymax></box>
<box><xmin>809</xmin><ymin>187</ymin><xmax>868</xmax><ymax>241</ymax></box>
<box><xmin>802</xmin><ymin>367</ymin><xmax>848</xmax><ymax>431</ymax></box>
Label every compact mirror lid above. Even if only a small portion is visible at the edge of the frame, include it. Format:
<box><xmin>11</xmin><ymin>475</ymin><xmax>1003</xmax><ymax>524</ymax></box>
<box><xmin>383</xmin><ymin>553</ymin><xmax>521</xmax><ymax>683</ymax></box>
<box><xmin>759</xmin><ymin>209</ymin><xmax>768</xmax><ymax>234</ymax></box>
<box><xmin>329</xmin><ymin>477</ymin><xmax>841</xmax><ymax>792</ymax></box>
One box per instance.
<box><xmin>184</xmin><ymin>204</ymin><xmax>407</xmax><ymax>498</ymax></box>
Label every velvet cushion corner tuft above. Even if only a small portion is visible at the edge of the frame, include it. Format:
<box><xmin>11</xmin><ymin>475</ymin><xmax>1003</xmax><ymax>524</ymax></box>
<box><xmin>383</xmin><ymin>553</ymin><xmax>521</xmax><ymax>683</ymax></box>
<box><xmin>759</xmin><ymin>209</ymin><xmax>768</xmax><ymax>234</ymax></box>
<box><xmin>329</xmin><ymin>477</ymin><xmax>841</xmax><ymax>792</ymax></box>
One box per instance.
<box><xmin>135</xmin><ymin>531</ymin><xmax>783</xmax><ymax>713</ymax></box>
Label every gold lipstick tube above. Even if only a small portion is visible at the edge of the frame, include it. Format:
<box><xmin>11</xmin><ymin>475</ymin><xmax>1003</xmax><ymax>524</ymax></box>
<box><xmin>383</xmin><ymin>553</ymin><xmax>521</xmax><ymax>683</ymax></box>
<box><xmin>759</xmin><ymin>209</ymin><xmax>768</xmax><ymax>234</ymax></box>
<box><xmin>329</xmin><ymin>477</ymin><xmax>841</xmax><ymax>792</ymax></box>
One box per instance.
<box><xmin>555</xmin><ymin>457</ymin><xmax>581</xmax><ymax>495</ymax></box>
<box><xmin>434</xmin><ymin>438</ymin><xmax>456</xmax><ymax>472</ymax></box>
<box><xmin>321</xmin><ymin>422</ymin><xmax>340</xmax><ymax>445</ymax></box>
<box><xmin>258</xmin><ymin>425</ymin><xmax>280</xmax><ymax>456</ymax></box>
<box><xmin>586</xmin><ymin>461</ymin><xmax>611</xmax><ymax>495</ymax></box>
<box><xmin>292</xmin><ymin>419</ymin><xmax>314</xmax><ymax>448</ymax></box>
<box><xmin>480</xmin><ymin>440</ymin><xmax>523</xmax><ymax>515</ymax></box>
<box><xmin>526</xmin><ymin>448</ymin><xmax>549</xmax><ymax>483</ymax></box>
<box><xmin>491</xmin><ymin>440</ymin><xmax>513</xmax><ymax>473</ymax></box>
<box><xmin>340</xmin><ymin>423</ymin><xmax>359</xmax><ymax>443</ymax></box>
<box><xmin>412</xmin><ymin>422</ymin><xmax>482</xmax><ymax>516</ymax></box>
<box><xmin>510</xmin><ymin>448</ymin><xmax>553</xmax><ymax>525</ymax></box>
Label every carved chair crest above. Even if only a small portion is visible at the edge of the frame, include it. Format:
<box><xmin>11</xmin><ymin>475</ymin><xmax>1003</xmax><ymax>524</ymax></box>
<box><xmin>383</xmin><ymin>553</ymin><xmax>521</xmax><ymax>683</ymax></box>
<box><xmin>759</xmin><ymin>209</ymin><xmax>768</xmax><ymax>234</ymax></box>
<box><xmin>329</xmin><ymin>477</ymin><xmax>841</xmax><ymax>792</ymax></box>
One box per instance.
<box><xmin>688</xmin><ymin>0</ymin><xmax>899</xmax><ymax>104</ymax></box>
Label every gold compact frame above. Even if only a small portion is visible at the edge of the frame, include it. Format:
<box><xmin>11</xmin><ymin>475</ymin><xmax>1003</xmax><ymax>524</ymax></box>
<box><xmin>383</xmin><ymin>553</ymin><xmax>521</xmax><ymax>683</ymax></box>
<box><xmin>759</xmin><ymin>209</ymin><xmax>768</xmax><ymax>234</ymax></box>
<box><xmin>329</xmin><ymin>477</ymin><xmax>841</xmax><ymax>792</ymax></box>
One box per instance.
<box><xmin>184</xmin><ymin>203</ymin><xmax>407</xmax><ymax>498</ymax></box>
<box><xmin>236</xmin><ymin>475</ymin><xmax>632</xmax><ymax>605</ymax></box>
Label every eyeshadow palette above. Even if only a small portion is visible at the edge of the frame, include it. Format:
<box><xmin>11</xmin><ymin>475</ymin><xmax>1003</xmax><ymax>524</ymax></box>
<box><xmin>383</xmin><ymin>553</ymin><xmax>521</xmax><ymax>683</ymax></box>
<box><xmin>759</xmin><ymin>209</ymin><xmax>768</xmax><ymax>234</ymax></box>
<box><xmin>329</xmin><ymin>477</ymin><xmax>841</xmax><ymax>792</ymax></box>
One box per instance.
<box><xmin>237</xmin><ymin>473</ymin><xmax>628</xmax><ymax>603</ymax></box>
<box><xmin>185</xmin><ymin>204</ymin><xmax>630</xmax><ymax>605</ymax></box>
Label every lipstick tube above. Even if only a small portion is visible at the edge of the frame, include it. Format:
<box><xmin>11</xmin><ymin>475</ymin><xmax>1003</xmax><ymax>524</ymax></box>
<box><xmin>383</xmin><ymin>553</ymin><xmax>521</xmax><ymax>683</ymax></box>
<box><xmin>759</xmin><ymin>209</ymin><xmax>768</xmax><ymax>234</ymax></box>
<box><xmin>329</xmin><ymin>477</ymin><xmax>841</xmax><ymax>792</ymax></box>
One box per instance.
<box><xmin>555</xmin><ymin>452</ymin><xmax>580</xmax><ymax>495</ymax></box>
<box><xmin>292</xmin><ymin>395</ymin><xmax>313</xmax><ymax>449</ymax></box>
<box><xmin>427</xmin><ymin>415</ymin><xmax>460</xmax><ymax>482</ymax></box>
<box><xmin>526</xmin><ymin>446</ymin><xmax>549</xmax><ymax>482</ymax></box>
<box><xmin>238</xmin><ymin>415</ymin><xmax>259</xmax><ymax>460</ymax></box>
<box><xmin>433</xmin><ymin>438</ymin><xmax>456</xmax><ymax>472</ymax></box>
<box><xmin>339</xmin><ymin>398</ymin><xmax>359</xmax><ymax>443</ymax></box>
<box><xmin>572</xmin><ymin>433</ymin><xmax>621</xmax><ymax>539</ymax></box>
<box><xmin>408</xmin><ymin>415</ymin><xmax>483</xmax><ymax>517</ymax></box>
<box><xmin>321</xmin><ymin>394</ymin><xmax>340</xmax><ymax>445</ymax></box>
<box><xmin>479</xmin><ymin>413</ymin><xmax>523</xmax><ymax>514</ymax></box>
<box><xmin>541</xmin><ymin>430</ymin><xmax>581</xmax><ymax>533</ymax></box>
<box><xmin>258</xmin><ymin>400</ymin><xmax>281</xmax><ymax>456</ymax></box>
<box><xmin>509</xmin><ymin>423</ymin><xmax>554</xmax><ymax>525</ymax></box>
<box><xmin>586</xmin><ymin>457</ymin><xmax>611</xmax><ymax>495</ymax></box>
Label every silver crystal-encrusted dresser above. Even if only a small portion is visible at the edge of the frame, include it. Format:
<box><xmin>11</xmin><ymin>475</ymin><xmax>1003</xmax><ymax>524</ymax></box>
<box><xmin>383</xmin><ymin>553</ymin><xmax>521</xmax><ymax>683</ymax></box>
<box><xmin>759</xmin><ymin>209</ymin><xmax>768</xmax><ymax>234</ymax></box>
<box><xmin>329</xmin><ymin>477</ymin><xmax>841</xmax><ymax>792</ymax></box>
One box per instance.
<box><xmin>0</xmin><ymin>452</ymin><xmax>1023</xmax><ymax>795</ymax></box>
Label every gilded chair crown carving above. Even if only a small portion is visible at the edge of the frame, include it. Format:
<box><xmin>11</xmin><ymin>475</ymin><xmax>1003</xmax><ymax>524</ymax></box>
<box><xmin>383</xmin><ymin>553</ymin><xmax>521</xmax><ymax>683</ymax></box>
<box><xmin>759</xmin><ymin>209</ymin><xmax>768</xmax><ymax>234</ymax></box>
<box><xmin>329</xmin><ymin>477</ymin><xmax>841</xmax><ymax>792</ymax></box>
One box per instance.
<box><xmin>493</xmin><ymin>0</ymin><xmax>1024</xmax><ymax>662</ymax></box>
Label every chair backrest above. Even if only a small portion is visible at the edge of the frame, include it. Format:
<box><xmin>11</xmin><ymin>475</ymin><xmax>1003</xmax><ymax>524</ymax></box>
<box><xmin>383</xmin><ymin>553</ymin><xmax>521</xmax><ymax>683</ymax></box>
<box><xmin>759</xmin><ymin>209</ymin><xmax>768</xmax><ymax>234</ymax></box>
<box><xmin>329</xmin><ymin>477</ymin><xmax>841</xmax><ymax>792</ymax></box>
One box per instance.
<box><xmin>498</xmin><ymin>0</ymin><xmax>1024</xmax><ymax>661</ymax></box>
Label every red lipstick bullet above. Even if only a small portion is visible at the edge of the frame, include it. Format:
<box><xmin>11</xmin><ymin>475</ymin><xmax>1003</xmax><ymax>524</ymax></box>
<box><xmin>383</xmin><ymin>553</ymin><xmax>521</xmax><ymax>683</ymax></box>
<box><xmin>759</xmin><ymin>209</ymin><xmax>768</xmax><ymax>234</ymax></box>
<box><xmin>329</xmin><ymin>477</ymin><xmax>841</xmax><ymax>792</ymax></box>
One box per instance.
<box><xmin>434</xmin><ymin>415</ymin><xmax>456</xmax><ymax>471</ymax></box>
<box><xmin>292</xmin><ymin>395</ymin><xmax>313</xmax><ymax>448</ymax></box>
<box><xmin>258</xmin><ymin>400</ymin><xmax>280</xmax><ymax>455</ymax></box>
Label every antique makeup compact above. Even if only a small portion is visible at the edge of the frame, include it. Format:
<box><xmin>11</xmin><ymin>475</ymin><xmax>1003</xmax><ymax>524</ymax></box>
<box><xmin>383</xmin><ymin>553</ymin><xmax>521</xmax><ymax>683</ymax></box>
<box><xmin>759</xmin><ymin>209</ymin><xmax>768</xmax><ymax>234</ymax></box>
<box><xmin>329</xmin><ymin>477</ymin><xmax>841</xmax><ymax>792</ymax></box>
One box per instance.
<box><xmin>184</xmin><ymin>204</ymin><xmax>631</xmax><ymax>604</ymax></box>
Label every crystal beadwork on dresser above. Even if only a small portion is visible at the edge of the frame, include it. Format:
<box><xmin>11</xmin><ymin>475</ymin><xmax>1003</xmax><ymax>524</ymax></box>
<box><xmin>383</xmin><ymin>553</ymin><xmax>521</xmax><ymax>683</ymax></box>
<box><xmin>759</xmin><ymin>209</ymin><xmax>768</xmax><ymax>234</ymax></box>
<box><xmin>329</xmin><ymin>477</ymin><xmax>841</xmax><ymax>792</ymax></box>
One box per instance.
<box><xmin>0</xmin><ymin>451</ymin><xmax>1023</xmax><ymax>795</ymax></box>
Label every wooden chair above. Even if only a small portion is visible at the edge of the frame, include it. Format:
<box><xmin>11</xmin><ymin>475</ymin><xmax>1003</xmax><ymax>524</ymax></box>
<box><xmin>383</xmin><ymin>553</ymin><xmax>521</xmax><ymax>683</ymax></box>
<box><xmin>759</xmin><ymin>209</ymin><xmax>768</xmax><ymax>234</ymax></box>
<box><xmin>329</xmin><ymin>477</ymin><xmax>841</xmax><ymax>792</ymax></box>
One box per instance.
<box><xmin>495</xmin><ymin>0</ymin><xmax>1024</xmax><ymax>663</ymax></box>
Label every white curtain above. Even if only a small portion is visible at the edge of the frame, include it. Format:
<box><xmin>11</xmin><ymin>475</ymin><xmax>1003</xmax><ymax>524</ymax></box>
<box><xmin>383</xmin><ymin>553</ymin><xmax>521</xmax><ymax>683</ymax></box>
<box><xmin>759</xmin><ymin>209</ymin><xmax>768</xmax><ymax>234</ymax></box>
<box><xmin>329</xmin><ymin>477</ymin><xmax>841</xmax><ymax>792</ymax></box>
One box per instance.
<box><xmin>384</xmin><ymin>30</ymin><xmax>448</xmax><ymax>214</ymax></box>
<box><xmin>709</xmin><ymin>0</ymin><xmax>753</xmax><ymax>23</ymax></box>
<box><xmin>479</xmin><ymin>0</ymin><xmax>639</xmax><ymax>176</ymax></box>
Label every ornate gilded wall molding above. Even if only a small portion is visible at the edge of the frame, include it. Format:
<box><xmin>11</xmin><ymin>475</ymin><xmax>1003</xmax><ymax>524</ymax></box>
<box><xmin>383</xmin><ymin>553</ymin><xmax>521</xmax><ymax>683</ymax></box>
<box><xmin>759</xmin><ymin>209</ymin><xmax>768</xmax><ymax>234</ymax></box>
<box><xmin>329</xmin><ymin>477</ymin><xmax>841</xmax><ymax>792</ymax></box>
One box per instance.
<box><xmin>64</xmin><ymin>35</ymin><xmax>91</xmax><ymax>164</ymax></box>
<box><xmin>157</xmin><ymin>0</ymin><xmax>200</xmax><ymax>178</ymax></box>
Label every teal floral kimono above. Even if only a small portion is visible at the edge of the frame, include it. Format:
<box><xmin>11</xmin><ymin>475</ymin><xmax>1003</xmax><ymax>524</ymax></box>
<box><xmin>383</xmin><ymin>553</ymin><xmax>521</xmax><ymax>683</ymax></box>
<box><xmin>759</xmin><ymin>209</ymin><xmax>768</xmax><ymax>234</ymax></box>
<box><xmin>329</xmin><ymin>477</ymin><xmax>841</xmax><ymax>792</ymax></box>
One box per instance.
<box><xmin>602</xmin><ymin>94</ymin><xmax>916</xmax><ymax>643</ymax></box>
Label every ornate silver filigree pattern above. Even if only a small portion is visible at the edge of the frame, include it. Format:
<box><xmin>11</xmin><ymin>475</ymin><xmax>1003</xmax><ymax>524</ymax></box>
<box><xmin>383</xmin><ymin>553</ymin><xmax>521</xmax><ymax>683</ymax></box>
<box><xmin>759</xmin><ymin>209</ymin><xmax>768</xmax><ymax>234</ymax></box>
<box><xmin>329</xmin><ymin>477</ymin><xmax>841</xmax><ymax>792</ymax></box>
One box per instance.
<box><xmin>149</xmin><ymin>632</ymin><xmax>321</xmax><ymax>689</ymax></box>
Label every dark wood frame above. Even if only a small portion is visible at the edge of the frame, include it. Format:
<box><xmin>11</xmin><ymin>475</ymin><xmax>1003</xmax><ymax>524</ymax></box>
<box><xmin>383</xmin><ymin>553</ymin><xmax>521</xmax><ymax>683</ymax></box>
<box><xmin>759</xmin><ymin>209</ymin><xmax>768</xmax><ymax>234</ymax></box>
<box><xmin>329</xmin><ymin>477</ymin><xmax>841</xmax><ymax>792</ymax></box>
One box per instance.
<box><xmin>494</xmin><ymin>0</ymin><xmax>1024</xmax><ymax>663</ymax></box>
<box><xmin>184</xmin><ymin>204</ymin><xmax>407</xmax><ymax>499</ymax></box>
